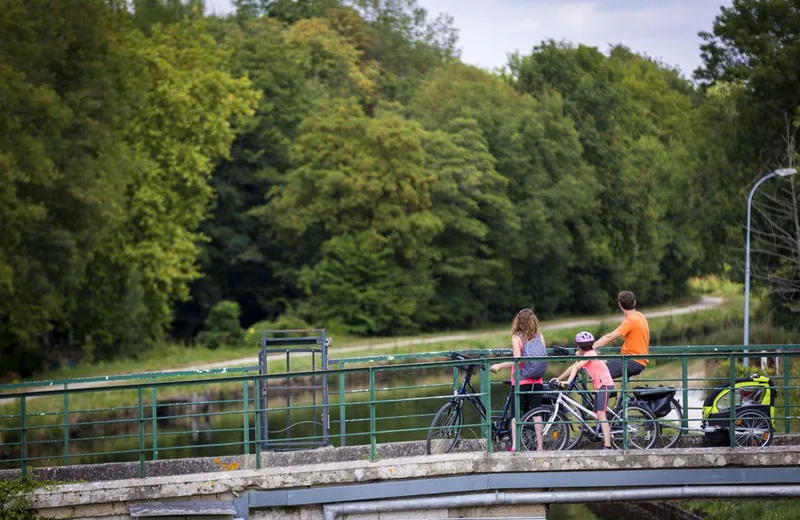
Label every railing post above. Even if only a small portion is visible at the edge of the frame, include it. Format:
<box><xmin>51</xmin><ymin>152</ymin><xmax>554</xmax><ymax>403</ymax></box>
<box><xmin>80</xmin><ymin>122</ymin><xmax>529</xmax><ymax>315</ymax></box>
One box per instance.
<box><xmin>20</xmin><ymin>395</ymin><xmax>27</xmax><ymax>478</ymax></box>
<box><xmin>622</xmin><ymin>356</ymin><xmax>629</xmax><ymax>451</ymax></box>
<box><xmin>138</xmin><ymin>386</ymin><xmax>146</xmax><ymax>478</ymax></box>
<box><xmin>783</xmin><ymin>353</ymin><xmax>791</xmax><ymax>434</ymax></box>
<box><xmin>243</xmin><ymin>378</ymin><xmax>250</xmax><ymax>456</ymax></box>
<box><xmin>254</xmin><ymin>376</ymin><xmax>261</xmax><ymax>470</ymax></box>
<box><xmin>63</xmin><ymin>383</ymin><xmax>69</xmax><ymax>466</ymax></box>
<box><xmin>513</xmin><ymin>358</ymin><xmax>520</xmax><ymax>452</ymax></box>
<box><xmin>729</xmin><ymin>354</ymin><xmax>737</xmax><ymax>448</ymax></box>
<box><xmin>151</xmin><ymin>377</ymin><xmax>158</xmax><ymax>461</ymax></box>
<box><xmin>482</xmin><ymin>359</ymin><xmax>492</xmax><ymax>453</ymax></box>
<box><xmin>369</xmin><ymin>367</ymin><xmax>377</xmax><ymax>461</ymax></box>
<box><xmin>339</xmin><ymin>363</ymin><xmax>347</xmax><ymax>447</ymax></box>
<box><xmin>681</xmin><ymin>348</ymin><xmax>689</xmax><ymax>432</ymax></box>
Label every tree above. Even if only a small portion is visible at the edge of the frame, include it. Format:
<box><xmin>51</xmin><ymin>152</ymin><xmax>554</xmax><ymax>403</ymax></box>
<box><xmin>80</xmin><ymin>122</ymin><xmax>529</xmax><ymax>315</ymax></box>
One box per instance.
<box><xmin>695</xmin><ymin>0</ymin><xmax>800</xmax><ymax>317</ymax></box>
<box><xmin>412</xmin><ymin>64</ymin><xmax>599</xmax><ymax>317</ymax></box>
<box><xmin>95</xmin><ymin>19</ymin><xmax>259</xmax><ymax>355</ymax></box>
<box><xmin>350</xmin><ymin>0</ymin><xmax>459</xmax><ymax>103</ymax></box>
<box><xmin>132</xmin><ymin>0</ymin><xmax>204</xmax><ymax>33</ymax></box>
<box><xmin>173</xmin><ymin>16</ymin><xmax>311</xmax><ymax>337</ymax></box>
<box><xmin>422</xmin><ymin>118</ymin><xmax>519</xmax><ymax>327</ymax></box>
<box><xmin>509</xmin><ymin>42</ymin><xmax>699</xmax><ymax>309</ymax></box>
<box><xmin>0</xmin><ymin>0</ymin><xmax>140</xmax><ymax>371</ymax></box>
<box><xmin>0</xmin><ymin>0</ymin><xmax>259</xmax><ymax>371</ymax></box>
<box><xmin>749</xmin><ymin>118</ymin><xmax>800</xmax><ymax>316</ymax></box>
<box><xmin>266</xmin><ymin>98</ymin><xmax>441</xmax><ymax>333</ymax></box>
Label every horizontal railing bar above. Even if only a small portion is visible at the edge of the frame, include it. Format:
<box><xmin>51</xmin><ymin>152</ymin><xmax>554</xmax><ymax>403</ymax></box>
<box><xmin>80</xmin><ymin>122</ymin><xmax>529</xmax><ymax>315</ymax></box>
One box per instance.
<box><xmin>4</xmin><ymin>349</ymin><xmax>800</xmax><ymax>400</ymax></box>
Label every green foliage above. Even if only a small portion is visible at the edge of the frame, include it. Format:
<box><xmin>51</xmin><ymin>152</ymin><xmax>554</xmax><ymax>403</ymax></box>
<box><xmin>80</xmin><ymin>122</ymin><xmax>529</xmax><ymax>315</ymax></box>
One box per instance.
<box><xmin>197</xmin><ymin>301</ymin><xmax>245</xmax><ymax>349</ymax></box>
<box><xmin>684</xmin><ymin>500</ymin><xmax>800</xmax><ymax>520</ymax></box>
<box><xmin>0</xmin><ymin>0</ymin><xmax>259</xmax><ymax>374</ymax></box>
<box><xmin>268</xmin><ymin>98</ymin><xmax>440</xmax><ymax>333</ymax></box>
<box><xmin>509</xmin><ymin>42</ymin><xmax>700</xmax><ymax>309</ymax></box>
<box><xmin>250</xmin><ymin>311</ymin><xmax>311</xmax><ymax>334</ymax></box>
<box><xmin>422</xmin><ymin>117</ymin><xmax>519</xmax><ymax>326</ymax></box>
<box><xmin>694</xmin><ymin>1</ymin><xmax>800</xmax><ymax>314</ymax></box>
<box><xmin>6</xmin><ymin>0</ymin><xmax>799</xmax><ymax>376</ymax></box>
<box><xmin>0</xmin><ymin>478</ymin><xmax>51</xmax><ymax>520</ymax></box>
<box><xmin>688</xmin><ymin>273</ymin><xmax>743</xmax><ymax>298</ymax></box>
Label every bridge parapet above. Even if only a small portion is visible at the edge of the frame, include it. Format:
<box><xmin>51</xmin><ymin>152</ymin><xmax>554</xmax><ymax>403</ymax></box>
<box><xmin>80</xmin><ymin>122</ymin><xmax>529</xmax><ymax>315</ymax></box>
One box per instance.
<box><xmin>29</xmin><ymin>443</ymin><xmax>800</xmax><ymax>519</ymax></box>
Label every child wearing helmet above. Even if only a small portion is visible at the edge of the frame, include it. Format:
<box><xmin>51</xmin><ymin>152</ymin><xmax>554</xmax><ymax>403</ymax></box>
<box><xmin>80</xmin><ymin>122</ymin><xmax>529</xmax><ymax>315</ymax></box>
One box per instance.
<box><xmin>553</xmin><ymin>331</ymin><xmax>615</xmax><ymax>450</ymax></box>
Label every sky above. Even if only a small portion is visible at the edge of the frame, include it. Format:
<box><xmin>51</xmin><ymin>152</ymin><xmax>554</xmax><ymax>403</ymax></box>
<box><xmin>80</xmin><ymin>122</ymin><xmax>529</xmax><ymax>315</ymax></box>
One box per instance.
<box><xmin>203</xmin><ymin>0</ymin><xmax>732</xmax><ymax>79</ymax></box>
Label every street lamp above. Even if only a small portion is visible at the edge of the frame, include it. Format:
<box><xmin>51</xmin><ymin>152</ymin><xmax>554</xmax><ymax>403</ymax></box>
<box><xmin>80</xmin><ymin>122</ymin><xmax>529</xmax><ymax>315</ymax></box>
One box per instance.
<box><xmin>743</xmin><ymin>167</ymin><xmax>797</xmax><ymax>367</ymax></box>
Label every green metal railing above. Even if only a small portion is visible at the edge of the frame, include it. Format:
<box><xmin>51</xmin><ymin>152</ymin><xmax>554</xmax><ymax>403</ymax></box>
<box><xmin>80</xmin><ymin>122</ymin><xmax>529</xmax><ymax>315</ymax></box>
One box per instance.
<box><xmin>1</xmin><ymin>344</ymin><xmax>799</xmax><ymax>478</ymax></box>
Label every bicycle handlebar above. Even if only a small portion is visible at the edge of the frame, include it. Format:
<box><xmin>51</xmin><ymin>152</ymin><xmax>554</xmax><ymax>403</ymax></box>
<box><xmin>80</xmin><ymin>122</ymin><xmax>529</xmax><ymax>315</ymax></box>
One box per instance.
<box><xmin>448</xmin><ymin>351</ymin><xmax>486</xmax><ymax>370</ymax></box>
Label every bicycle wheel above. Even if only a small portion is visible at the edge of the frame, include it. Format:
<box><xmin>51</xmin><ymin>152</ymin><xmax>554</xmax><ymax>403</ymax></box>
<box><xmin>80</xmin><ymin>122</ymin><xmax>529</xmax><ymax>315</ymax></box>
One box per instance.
<box><xmin>561</xmin><ymin>409</ymin><xmax>585</xmax><ymax>451</ymax></box>
<box><xmin>733</xmin><ymin>408</ymin><xmax>773</xmax><ymax>447</ymax></box>
<box><xmin>520</xmin><ymin>405</ymin><xmax>569</xmax><ymax>451</ymax></box>
<box><xmin>611</xmin><ymin>405</ymin><xmax>659</xmax><ymax>450</ymax></box>
<box><xmin>653</xmin><ymin>398</ymin><xmax>683</xmax><ymax>449</ymax></box>
<box><xmin>426</xmin><ymin>401</ymin><xmax>463</xmax><ymax>455</ymax></box>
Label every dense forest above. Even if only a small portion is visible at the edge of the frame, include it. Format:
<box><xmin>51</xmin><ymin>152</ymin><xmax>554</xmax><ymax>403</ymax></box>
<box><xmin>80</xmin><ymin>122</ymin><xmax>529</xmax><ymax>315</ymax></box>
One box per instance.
<box><xmin>1</xmin><ymin>0</ymin><xmax>799</xmax><ymax>376</ymax></box>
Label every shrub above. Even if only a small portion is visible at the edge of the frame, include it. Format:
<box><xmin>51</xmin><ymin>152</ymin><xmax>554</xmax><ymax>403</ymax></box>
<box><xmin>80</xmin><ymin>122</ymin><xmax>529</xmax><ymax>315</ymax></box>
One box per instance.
<box><xmin>196</xmin><ymin>301</ymin><xmax>245</xmax><ymax>349</ymax></box>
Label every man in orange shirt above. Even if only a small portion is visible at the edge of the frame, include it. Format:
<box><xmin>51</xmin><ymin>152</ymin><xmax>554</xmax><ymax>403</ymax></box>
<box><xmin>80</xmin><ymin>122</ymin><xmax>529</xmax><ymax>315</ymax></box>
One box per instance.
<box><xmin>592</xmin><ymin>290</ymin><xmax>650</xmax><ymax>379</ymax></box>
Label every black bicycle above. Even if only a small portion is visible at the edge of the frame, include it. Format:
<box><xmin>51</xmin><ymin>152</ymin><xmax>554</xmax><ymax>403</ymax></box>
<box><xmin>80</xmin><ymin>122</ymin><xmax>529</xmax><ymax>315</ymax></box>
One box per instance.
<box><xmin>425</xmin><ymin>352</ymin><xmax>562</xmax><ymax>455</ymax></box>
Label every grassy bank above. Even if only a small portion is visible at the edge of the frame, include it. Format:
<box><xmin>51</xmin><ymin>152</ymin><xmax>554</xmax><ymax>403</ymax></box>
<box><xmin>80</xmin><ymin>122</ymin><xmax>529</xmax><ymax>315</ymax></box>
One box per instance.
<box><xmin>683</xmin><ymin>500</ymin><xmax>800</xmax><ymax>520</ymax></box>
<box><xmin>11</xmin><ymin>295</ymin><xmax>718</xmax><ymax>384</ymax></box>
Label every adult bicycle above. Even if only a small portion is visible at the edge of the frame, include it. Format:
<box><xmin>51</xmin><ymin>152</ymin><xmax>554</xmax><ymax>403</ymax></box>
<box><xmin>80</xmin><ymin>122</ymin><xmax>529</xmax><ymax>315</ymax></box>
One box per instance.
<box><xmin>523</xmin><ymin>379</ymin><xmax>660</xmax><ymax>450</ymax></box>
<box><xmin>425</xmin><ymin>352</ymin><xmax>562</xmax><ymax>454</ymax></box>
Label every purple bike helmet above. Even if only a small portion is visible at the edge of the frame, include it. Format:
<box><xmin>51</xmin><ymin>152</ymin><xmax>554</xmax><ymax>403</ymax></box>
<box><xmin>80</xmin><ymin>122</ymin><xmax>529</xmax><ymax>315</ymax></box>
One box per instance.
<box><xmin>574</xmin><ymin>331</ymin><xmax>595</xmax><ymax>350</ymax></box>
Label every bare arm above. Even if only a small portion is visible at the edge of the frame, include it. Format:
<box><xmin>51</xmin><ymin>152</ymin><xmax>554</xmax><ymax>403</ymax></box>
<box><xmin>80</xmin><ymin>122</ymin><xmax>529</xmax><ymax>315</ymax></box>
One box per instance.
<box><xmin>490</xmin><ymin>335</ymin><xmax>523</xmax><ymax>373</ymax></box>
<box><xmin>593</xmin><ymin>328</ymin><xmax>622</xmax><ymax>350</ymax></box>
<box><xmin>557</xmin><ymin>358</ymin><xmax>588</xmax><ymax>383</ymax></box>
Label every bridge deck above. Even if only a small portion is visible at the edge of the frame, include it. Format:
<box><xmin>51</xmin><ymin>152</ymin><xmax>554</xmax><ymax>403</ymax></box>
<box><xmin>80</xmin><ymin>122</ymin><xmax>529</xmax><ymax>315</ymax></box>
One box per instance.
<box><xmin>31</xmin><ymin>442</ymin><xmax>800</xmax><ymax>512</ymax></box>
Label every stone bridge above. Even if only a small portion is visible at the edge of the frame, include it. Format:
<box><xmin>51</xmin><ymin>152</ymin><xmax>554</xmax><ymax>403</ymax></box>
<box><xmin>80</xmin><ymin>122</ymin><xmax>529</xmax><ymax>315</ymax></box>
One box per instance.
<box><xmin>27</xmin><ymin>440</ymin><xmax>800</xmax><ymax>520</ymax></box>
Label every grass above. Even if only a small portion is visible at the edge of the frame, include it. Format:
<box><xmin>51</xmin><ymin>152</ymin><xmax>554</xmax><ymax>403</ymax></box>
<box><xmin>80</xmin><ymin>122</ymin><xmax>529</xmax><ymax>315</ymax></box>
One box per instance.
<box><xmin>9</xmin><ymin>298</ymin><xmax>699</xmax><ymax>384</ymax></box>
<box><xmin>0</xmin><ymin>292</ymin><xmax>756</xmax><ymax>433</ymax></box>
<box><xmin>683</xmin><ymin>500</ymin><xmax>800</xmax><ymax>520</ymax></box>
<box><xmin>9</xmin><ymin>291</ymin><xmax>757</xmax><ymax>387</ymax></box>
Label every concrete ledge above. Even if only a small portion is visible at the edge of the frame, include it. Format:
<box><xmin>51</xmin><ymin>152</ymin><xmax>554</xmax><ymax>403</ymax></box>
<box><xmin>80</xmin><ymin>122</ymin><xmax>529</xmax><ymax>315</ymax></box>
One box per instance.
<box><xmin>10</xmin><ymin>433</ymin><xmax>800</xmax><ymax>484</ymax></box>
<box><xmin>31</xmin><ymin>444</ymin><xmax>800</xmax><ymax>510</ymax></box>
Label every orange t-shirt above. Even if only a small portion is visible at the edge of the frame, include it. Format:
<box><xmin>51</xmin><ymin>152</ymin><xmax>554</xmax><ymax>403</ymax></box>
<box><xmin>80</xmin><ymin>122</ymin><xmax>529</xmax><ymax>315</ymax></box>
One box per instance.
<box><xmin>617</xmin><ymin>310</ymin><xmax>650</xmax><ymax>366</ymax></box>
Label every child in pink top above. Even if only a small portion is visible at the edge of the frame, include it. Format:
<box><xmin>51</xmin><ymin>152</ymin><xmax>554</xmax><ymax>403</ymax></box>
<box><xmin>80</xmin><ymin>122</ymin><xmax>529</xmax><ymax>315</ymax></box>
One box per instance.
<box><xmin>554</xmin><ymin>331</ymin><xmax>615</xmax><ymax>450</ymax></box>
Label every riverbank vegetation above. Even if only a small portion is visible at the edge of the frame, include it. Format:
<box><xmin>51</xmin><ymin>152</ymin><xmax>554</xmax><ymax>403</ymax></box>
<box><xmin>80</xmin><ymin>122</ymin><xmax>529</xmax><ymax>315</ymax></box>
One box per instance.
<box><xmin>3</xmin><ymin>0</ymin><xmax>799</xmax><ymax>382</ymax></box>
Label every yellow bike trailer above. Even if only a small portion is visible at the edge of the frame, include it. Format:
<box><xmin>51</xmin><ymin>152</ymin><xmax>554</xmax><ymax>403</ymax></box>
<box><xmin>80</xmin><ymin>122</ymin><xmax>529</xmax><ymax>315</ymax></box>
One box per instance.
<box><xmin>701</xmin><ymin>374</ymin><xmax>776</xmax><ymax>447</ymax></box>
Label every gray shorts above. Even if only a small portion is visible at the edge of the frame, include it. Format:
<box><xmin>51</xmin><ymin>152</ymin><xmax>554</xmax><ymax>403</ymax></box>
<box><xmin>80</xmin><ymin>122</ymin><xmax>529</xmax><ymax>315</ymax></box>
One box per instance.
<box><xmin>594</xmin><ymin>385</ymin><xmax>614</xmax><ymax>412</ymax></box>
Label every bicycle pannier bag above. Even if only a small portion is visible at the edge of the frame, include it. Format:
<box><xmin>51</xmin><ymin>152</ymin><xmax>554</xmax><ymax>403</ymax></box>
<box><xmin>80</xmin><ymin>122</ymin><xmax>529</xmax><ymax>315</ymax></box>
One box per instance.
<box><xmin>519</xmin><ymin>334</ymin><xmax>547</xmax><ymax>380</ymax></box>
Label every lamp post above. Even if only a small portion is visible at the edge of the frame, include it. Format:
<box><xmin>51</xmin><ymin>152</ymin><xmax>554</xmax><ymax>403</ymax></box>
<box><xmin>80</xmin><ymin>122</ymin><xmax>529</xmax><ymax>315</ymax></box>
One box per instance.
<box><xmin>743</xmin><ymin>167</ymin><xmax>797</xmax><ymax>367</ymax></box>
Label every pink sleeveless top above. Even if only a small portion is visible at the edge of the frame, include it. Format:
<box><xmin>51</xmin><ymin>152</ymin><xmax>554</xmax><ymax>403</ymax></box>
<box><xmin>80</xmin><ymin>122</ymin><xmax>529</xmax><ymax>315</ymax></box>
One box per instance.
<box><xmin>582</xmin><ymin>354</ymin><xmax>614</xmax><ymax>390</ymax></box>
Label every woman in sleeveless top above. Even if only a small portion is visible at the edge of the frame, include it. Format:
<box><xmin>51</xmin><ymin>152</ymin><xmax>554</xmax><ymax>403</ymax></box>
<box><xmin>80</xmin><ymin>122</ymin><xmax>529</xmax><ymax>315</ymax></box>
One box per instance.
<box><xmin>490</xmin><ymin>309</ymin><xmax>545</xmax><ymax>452</ymax></box>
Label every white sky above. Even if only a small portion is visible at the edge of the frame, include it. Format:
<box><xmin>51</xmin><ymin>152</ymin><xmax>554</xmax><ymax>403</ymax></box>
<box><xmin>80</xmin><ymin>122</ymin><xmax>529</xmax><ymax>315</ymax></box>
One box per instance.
<box><xmin>204</xmin><ymin>0</ymin><xmax>731</xmax><ymax>79</ymax></box>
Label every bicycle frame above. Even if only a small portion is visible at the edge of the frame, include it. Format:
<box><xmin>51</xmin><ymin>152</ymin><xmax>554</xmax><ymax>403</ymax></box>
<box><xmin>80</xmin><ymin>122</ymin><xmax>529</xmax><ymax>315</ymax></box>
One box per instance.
<box><xmin>550</xmin><ymin>388</ymin><xmax>608</xmax><ymax>431</ymax></box>
<box><xmin>451</xmin><ymin>367</ymin><xmax>516</xmax><ymax>439</ymax></box>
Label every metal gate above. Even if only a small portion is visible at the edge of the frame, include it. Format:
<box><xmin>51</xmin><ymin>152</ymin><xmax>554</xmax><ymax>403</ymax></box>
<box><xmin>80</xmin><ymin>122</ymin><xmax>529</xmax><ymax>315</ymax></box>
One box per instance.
<box><xmin>258</xmin><ymin>329</ymin><xmax>330</xmax><ymax>450</ymax></box>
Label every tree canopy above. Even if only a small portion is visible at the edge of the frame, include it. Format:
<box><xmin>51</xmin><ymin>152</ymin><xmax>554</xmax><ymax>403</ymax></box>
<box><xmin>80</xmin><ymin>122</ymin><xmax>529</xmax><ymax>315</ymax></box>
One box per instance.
<box><xmin>2</xmin><ymin>0</ymin><xmax>798</xmax><ymax>377</ymax></box>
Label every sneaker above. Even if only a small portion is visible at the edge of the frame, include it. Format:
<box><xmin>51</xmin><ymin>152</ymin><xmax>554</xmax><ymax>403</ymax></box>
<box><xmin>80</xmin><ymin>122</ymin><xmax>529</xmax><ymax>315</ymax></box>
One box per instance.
<box><xmin>601</xmin><ymin>445</ymin><xmax>613</xmax><ymax>450</ymax></box>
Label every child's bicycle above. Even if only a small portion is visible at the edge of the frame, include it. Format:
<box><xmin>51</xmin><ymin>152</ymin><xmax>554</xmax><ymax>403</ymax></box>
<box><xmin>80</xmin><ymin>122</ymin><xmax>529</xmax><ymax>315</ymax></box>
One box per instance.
<box><xmin>549</xmin><ymin>345</ymin><xmax>685</xmax><ymax>449</ymax></box>
<box><xmin>524</xmin><ymin>378</ymin><xmax>660</xmax><ymax>450</ymax></box>
<box><xmin>425</xmin><ymin>352</ymin><xmax>562</xmax><ymax>454</ymax></box>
